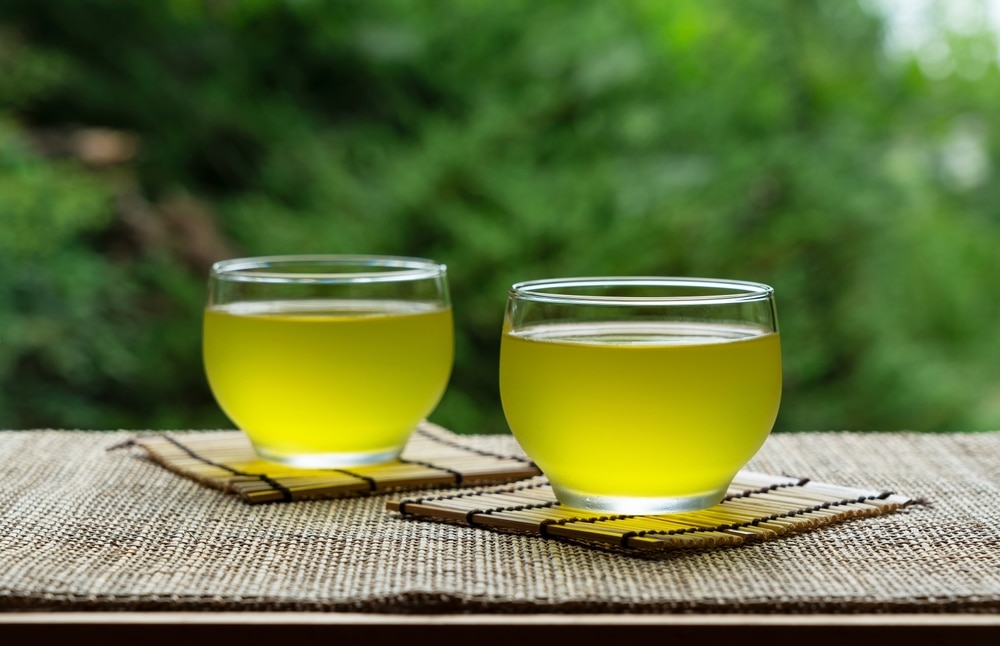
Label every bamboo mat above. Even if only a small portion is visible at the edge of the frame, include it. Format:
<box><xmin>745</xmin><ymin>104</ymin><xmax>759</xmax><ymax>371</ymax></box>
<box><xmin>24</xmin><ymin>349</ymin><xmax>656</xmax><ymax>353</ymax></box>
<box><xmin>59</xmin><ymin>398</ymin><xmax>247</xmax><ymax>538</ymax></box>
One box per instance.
<box><xmin>387</xmin><ymin>472</ymin><xmax>912</xmax><ymax>553</ymax></box>
<box><xmin>122</xmin><ymin>422</ymin><xmax>540</xmax><ymax>504</ymax></box>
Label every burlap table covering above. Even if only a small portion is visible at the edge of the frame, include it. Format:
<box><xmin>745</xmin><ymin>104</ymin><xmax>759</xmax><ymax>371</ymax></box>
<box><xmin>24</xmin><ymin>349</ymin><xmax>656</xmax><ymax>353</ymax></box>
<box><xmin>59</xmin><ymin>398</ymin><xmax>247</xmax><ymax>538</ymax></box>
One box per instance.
<box><xmin>1</xmin><ymin>429</ymin><xmax>998</xmax><ymax>614</ymax></box>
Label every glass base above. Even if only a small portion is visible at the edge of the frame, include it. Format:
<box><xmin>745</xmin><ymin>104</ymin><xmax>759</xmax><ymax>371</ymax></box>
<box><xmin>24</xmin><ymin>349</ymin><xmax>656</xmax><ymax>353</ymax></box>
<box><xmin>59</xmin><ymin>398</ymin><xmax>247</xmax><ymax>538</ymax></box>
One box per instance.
<box><xmin>552</xmin><ymin>484</ymin><xmax>728</xmax><ymax>515</ymax></box>
<box><xmin>252</xmin><ymin>444</ymin><xmax>403</xmax><ymax>469</ymax></box>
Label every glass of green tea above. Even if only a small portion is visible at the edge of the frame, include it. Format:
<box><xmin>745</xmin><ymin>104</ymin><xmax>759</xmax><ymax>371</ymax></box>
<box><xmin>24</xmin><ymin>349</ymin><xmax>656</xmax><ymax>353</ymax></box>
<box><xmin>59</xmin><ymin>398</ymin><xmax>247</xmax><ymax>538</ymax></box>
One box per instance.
<box><xmin>499</xmin><ymin>277</ymin><xmax>781</xmax><ymax>515</ymax></box>
<box><xmin>203</xmin><ymin>255</ymin><xmax>453</xmax><ymax>468</ymax></box>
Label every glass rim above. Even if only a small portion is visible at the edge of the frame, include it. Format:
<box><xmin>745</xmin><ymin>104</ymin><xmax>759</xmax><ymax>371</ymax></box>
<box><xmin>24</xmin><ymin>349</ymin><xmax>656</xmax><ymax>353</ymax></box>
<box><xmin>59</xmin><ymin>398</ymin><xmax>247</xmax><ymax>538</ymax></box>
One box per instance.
<box><xmin>210</xmin><ymin>254</ymin><xmax>447</xmax><ymax>284</ymax></box>
<box><xmin>509</xmin><ymin>276</ymin><xmax>774</xmax><ymax>306</ymax></box>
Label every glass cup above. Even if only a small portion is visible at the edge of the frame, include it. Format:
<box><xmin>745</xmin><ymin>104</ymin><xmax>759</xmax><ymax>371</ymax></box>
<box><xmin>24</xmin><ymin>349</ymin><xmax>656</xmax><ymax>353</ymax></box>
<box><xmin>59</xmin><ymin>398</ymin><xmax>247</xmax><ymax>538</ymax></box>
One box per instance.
<box><xmin>499</xmin><ymin>277</ymin><xmax>781</xmax><ymax>514</ymax></box>
<box><xmin>203</xmin><ymin>255</ymin><xmax>453</xmax><ymax>468</ymax></box>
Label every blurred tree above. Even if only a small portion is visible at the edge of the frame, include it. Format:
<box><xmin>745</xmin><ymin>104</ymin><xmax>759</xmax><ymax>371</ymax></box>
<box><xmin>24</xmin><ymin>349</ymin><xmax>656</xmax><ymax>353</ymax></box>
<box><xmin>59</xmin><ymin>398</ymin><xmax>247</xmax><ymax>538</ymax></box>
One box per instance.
<box><xmin>0</xmin><ymin>0</ymin><xmax>998</xmax><ymax>433</ymax></box>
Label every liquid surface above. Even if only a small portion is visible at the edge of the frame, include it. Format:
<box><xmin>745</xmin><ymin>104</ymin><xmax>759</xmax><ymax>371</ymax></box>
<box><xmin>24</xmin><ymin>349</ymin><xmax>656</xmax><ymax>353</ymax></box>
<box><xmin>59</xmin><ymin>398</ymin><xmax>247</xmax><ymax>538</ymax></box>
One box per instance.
<box><xmin>499</xmin><ymin>322</ymin><xmax>781</xmax><ymax>500</ymax></box>
<box><xmin>204</xmin><ymin>300</ymin><xmax>453</xmax><ymax>463</ymax></box>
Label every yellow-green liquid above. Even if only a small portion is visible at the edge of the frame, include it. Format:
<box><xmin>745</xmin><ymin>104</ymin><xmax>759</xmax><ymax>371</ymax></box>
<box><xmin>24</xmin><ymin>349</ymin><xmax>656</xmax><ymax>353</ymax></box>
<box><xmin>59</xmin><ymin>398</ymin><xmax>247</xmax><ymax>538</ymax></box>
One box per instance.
<box><xmin>204</xmin><ymin>299</ymin><xmax>453</xmax><ymax>466</ymax></box>
<box><xmin>499</xmin><ymin>322</ymin><xmax>781</xmax><ymax>506</ymax></box>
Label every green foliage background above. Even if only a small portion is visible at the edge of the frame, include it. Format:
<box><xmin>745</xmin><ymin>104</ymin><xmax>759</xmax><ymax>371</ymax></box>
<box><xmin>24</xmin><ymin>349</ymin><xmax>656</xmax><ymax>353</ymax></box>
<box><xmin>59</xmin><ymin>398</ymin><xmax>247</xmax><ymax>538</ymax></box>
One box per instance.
<box><xmin>1</xmin><ymin>0</ymin><xmax>999</xmax><ymax>433</ymax></box>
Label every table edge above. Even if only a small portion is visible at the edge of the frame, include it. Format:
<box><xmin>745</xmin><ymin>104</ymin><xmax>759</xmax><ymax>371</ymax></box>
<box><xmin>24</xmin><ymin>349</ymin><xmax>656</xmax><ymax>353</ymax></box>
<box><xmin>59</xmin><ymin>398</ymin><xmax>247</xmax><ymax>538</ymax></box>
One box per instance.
<box><xmin>2</xmin><ymin>611</ymin><xmax>999</xmax><ymax>625</ymax></box>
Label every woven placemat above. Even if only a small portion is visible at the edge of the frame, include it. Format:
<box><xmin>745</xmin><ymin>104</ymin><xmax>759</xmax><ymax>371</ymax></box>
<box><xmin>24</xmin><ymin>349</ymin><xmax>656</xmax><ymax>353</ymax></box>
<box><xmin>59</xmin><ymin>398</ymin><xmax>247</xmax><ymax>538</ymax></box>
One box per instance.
<box><xmin>9</xmin><ymin>430</ymin><xmax>1000</xmax><ymax>613</ymax></box>
<box><xmin>121</xmin><ymin>422</ymin><xmax>540</xmax><ymax>504</ymax></box>
<box><xmin>387</xmin><ymin>471</ymin><xmax>912</xmax><ymax>553</ymax></box>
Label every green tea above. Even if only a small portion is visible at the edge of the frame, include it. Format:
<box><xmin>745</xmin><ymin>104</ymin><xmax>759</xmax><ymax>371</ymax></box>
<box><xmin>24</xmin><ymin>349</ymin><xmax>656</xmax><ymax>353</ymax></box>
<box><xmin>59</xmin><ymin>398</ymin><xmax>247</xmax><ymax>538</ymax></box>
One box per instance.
<box><xmin>499</xmin><ymin>321</ymin><xmax>781</xmax><ymax>505</ymax></box>
<box><xmin>204</xmin><ymin>299</ymin><xmax>453</xmax><ymax>466</ymax></box>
